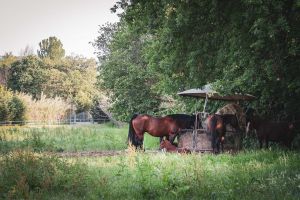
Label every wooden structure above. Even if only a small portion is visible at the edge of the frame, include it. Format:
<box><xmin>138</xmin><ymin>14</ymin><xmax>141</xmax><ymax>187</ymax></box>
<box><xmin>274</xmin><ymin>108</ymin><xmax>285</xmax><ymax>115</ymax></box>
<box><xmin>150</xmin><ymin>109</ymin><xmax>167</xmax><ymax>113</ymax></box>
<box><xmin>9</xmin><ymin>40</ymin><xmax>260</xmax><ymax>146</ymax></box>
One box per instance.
<box><xmin>177</xmin><ymin>129</ymin><xmax>213</xmax><ymax>152</ymax></box>
<box><xmin>176</xmin><ymin>84</ymin><xmax>255</xmax><ymax>152</ymax></box>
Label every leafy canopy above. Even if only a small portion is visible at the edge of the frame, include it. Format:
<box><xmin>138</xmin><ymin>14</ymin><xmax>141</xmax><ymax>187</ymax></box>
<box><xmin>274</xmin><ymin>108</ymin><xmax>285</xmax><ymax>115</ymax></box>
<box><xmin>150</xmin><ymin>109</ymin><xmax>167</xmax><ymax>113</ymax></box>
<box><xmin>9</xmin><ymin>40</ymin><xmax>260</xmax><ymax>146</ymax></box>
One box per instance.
<box><xmin>105</xmin><ymin>0</ymin><xmax>300</xmax><ymax>120</ymax></box>
<box><xmin>37</xmin><ymin>36</ymin><xmax>65</xmax><ymax>60</ymax></box>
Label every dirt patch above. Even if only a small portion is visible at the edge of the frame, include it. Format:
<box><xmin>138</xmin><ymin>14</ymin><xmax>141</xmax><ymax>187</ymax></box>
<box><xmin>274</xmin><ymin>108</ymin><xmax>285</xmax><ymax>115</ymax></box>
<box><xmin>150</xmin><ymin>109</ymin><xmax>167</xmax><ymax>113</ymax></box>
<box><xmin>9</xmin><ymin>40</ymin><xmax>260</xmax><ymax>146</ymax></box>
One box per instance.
<box><xmin>53</xmin><ymin>150</ymin><xmax>161</xmax><ymax>157</ymax></box>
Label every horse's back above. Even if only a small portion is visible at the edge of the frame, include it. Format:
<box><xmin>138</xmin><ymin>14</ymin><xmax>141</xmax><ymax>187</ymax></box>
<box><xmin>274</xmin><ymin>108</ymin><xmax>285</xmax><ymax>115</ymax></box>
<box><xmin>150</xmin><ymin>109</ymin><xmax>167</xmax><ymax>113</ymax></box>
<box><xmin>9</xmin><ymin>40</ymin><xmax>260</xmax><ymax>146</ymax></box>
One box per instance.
<box><xmin>259</xmin><ymin>121</ymin><xmax>294</xmax><ymax>141</ymax></box>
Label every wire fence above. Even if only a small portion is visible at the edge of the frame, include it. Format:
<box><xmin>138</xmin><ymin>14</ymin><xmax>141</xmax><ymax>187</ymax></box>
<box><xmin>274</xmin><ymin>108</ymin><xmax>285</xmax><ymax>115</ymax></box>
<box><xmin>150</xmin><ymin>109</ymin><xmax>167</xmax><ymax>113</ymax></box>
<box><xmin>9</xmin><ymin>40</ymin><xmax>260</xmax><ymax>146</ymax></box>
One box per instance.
<box><xmin>0</xmin><ymin>118</ymin><xmax>111</xmax><ymax>126</ymax></box>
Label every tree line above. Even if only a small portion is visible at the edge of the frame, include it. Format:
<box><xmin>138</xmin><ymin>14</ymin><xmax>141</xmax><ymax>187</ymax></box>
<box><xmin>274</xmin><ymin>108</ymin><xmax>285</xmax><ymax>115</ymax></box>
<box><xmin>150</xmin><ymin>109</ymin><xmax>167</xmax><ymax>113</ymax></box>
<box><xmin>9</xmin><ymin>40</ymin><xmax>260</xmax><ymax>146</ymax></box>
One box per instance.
<box><xmin>1</xmin><ymin>1</ymin><xmax>299</xmax><ymax>122</ymax></box>
<box><xmin>93</xmin><ymin>0</ymin><xmax>300</xmax><ymax>121</ymax></box>
<box><xmin>0</xmin><ymin>37</ymin><xmax>98</xmax><ymax>122</ymax></box>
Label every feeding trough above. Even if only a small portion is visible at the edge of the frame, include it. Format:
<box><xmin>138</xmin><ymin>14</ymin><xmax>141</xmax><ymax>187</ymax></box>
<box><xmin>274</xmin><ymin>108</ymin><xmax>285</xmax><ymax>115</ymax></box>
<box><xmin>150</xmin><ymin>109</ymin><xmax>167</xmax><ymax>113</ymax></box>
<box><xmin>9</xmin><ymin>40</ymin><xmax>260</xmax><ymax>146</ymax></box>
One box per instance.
<box><xmin>177</xmin><ymin>129</ymin><xmax>213</xmax><ymax>152</ymax></box>
<box><xmin>177</xmin><ymin>84</ymin><xmax>256</xmax><ymax>152</ymax></box>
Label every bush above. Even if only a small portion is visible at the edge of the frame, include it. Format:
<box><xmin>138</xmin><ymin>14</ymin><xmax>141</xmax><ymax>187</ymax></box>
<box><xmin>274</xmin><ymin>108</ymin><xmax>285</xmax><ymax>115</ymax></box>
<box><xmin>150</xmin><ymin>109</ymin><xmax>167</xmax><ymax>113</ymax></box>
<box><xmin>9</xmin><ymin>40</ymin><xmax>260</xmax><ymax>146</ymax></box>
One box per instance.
<box><xmin>0</xmin><ymin>86</ymin><xmax>26</xmax><ymax>123</ymax></box>
<box><xmin>8</xmin><ymin>96</ymin><xmax>26</xmax><ymax>122</ymax></box>
<box><xmin>0</xmin><ymin>151</ymin><xmax>94</xmax><ymax>199</ymax></box>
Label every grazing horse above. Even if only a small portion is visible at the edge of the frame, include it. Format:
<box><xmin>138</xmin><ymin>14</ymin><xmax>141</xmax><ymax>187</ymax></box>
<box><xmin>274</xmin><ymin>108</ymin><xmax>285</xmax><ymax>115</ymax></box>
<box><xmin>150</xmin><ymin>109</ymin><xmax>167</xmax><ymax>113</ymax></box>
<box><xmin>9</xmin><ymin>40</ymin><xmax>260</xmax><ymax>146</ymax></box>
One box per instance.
<box><xmin>160</xmin><ymin>139</ymin><xmax>191</xmax><ymax>153</ymax></box>
<box><xmin>245</xmin><ymin>108</ymin><xmax>295</xmax><ymax>149</ymax></box>
<box><xmin>128</xmin><ymin>114</ymin><xmax>200</xmax><ymax>149</ymax></box>
<box><xmin>206</xmin><ymin>114</ymin><xmax>240</xmax><ymax>153</ymax></box>
<box><xmin>160</xmin><ymin>113</ymin><xmax>202</xmax><ymax>142</ymax></box>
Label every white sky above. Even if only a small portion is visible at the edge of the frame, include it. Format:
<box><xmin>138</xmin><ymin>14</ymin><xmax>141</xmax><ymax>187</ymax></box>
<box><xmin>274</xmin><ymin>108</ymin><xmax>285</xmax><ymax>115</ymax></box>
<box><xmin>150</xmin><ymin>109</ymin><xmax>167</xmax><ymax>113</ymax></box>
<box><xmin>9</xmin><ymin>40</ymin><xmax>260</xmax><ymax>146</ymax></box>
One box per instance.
<box><xmin>0</xmin><ymin>0</ymin><xmax>119</xmax><ymax>59</ymax></box>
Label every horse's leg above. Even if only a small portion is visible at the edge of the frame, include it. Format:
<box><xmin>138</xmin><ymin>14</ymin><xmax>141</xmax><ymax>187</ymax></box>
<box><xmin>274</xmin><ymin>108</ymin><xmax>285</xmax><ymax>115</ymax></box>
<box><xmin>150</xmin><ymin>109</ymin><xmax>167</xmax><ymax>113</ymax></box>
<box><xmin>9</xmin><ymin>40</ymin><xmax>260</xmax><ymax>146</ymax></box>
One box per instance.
<box><xmin>212</xmin><ymin>134</ymin><xmax>219</xmax><ymax>154</ymax></box>
<box><xmin>210</xmin><ymin>130</ymin><xmax>218</xmax><ymax>154</ymax></box>
<box><xmin>134</xmin><ymin>130</ymin><xmax>144</xmax><ymax>150</ymax></box>
<box><xmin>220</xmin><ymin>138</ymin><xmax>224</xmax><ymax>153</ymax></box>
<box><xmin>159</xmin><ymin>137</ymin><xmax>163</xmax><ymax>150</ymax></box>
<box><xmin>160</xmin><ymin>136</ymin><xmax>163</xmax><ymax>143</ymax></box>
<box><xmin>169</xmin><ymin>133</ymin><xmax>177</xmax><ymax>145</ymax></box>
<box><xmin>259</xmin><ymin>138</ymin><xmax>263</xmax><ymax>149</ymax></box>
<box><xmin>221</xmin><ymin>126</ymin><xmax>226</xmax><ymax>153</ymax></box>
<box><xmin>216</xmin><ymin>138</ymin><xmax>220</xmax><ymax>153</ymax></box>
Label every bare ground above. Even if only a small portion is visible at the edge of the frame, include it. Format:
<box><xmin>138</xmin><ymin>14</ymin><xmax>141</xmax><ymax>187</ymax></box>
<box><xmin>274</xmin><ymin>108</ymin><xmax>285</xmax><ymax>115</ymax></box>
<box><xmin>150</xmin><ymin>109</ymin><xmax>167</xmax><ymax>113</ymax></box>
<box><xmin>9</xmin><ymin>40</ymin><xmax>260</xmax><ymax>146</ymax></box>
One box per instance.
<box><xmin>53</xmin><ymin>150</ymin><xmax>161</xmax><ymax>157</ymax></box>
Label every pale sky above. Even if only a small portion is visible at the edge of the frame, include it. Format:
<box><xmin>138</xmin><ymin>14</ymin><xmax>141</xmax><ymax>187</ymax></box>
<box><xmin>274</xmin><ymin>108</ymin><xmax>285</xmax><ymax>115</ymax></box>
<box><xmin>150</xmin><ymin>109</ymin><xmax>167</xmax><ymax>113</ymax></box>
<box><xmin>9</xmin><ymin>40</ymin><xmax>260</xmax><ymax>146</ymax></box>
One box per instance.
<box><xmin>0</xmin><ymin>0</ymin><xmax>119</xmax><ymax>59</ymax></box>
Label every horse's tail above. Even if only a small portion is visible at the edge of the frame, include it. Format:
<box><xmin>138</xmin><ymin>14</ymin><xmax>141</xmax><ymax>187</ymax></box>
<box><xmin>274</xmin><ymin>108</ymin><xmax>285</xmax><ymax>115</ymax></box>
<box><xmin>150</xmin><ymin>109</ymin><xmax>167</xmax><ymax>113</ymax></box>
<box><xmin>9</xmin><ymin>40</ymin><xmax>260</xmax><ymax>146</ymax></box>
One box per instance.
<box><xmin>128</xmin><ymin>114</ymin><xmax>139</xmax><ymax>147</ymax></box>
<box><xmin>206</xmin><ymin>115</ymin><xmax>217</xmax><ymax>134</ymax></box>
<box><xmin>206</xmin><ymin>115</ymin><xmax>218</xmax><ymax>152</ymax></box>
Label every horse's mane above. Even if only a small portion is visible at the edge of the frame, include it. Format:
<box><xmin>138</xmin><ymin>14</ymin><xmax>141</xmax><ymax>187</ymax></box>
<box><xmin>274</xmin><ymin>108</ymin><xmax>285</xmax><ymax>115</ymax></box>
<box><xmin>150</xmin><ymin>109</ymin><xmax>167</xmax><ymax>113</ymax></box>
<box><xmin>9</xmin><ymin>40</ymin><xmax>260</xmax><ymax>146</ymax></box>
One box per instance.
<box><xmin>166</xmin><ymin>114</ymin><xmax>193</xmax><ymax>121</ymax></box>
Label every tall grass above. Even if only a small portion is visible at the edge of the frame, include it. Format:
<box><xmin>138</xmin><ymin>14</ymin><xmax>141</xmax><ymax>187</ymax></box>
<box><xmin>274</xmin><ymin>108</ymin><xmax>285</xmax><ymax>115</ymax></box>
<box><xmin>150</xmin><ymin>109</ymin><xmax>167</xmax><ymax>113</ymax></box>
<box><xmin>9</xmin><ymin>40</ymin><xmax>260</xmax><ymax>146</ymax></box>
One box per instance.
<box><xmin>0</xmin><ymin>124</ymin><xmax>160</xmax><ymax>153</ymax></box>
<box><xmin>0</xmin><ymin>151</ymin><xmax>97</xmax><ymax>199</ymax></box>
<box><xmin>1</xmin><ymin>125</ymin><xmax>299</xmax><ymax>199</ymax></box>
<box><xmin>17</xmin><ymin>93</ymin><xmax>70</xmax><ymax>122</ymax></box>
<box><xmin>0</xmin><ymin>150</ymin><xmax>299</xmax><ymax>199</ymax></box>
<box><xmin>83</xmin><ymin>150</ymin><xmax>300</xmax><ymax>199</ymax></box>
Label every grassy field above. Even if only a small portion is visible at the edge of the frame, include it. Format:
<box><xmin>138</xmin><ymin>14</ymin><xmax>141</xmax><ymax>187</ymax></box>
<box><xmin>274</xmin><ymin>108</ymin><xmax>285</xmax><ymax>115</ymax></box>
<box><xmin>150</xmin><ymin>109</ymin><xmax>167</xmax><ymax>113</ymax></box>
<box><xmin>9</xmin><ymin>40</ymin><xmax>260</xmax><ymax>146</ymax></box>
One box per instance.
<box><xmin>0</xmin><ymin>123</ymin><xmax>159</xmax><ymax>153</ymax></box>
<box><xmin>0</xmin><ymin>124</ymin><xmax>300</xmax><ymax>199</ymax></box>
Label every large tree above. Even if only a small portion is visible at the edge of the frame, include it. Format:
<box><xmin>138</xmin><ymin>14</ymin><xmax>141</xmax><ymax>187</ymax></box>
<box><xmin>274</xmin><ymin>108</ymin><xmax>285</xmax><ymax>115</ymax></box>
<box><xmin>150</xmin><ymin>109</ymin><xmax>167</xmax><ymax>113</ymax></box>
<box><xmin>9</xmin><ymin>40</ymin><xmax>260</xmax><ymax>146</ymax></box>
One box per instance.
<box><xmin>92</xmin><ymin>22</ymin><xmax>119</xmax><ymax>63</ymax></box>
<box><xmin>7</xmin><ymin>55</ymin><xmax>48</xmax><ymax>99</ymax></box>
<box><xmin>109</xmin><ymin>0</ymin><xmax>300</xmax><ymax>120</ymax></box>
<box><xmin>37</xmin><ymin>36</ymin><xmax>65</xmax><ymax>60</ymax></box>
<box><xmin>93</xmin><ymin>22</ymin><xmax>161</xmax><ymax>120</ymax></box>
<box><xmin>44</xmin><ymin>56</ymin><xmax>98</xmax><ymax>111</ymax></box>
<box><xmin>0</xmin><ymin>52</ymin><xmax>17</xmax><ymax>86</ymax></box>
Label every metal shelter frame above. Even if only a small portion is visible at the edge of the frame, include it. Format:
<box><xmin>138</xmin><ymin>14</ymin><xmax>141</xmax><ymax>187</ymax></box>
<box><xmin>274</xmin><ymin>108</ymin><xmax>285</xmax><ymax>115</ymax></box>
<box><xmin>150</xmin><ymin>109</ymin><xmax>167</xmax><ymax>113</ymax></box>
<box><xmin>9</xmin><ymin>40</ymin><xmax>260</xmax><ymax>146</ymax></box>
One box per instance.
<box><xmin>177</xmin><ymin>84</ymin><xmax>256</xmax><ymax>152</ymax></box>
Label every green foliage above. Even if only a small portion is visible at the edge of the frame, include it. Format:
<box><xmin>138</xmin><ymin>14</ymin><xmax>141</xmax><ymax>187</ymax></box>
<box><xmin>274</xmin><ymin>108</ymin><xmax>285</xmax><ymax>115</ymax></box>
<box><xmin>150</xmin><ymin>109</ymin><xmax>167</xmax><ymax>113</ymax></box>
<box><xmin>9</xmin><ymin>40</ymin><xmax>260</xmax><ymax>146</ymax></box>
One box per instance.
<box><xmin>0</xmin><ymin>52</ymin><xmax>17</xmax><ymax>86</ymax></box>
<box><xmin>95</xmin><ymin>23</ymin><xmax>161</xmax><ymax>120</ymax></box>
<box><xmin>8</xmin><ymin>96</ymin><xmax>26</xmax><ymax>122</ymax></box>
<box><xmin>0</xmin><ymin>125</ymin><xmax>159</xmax><ymax>153</ymax></box>
<box><xmin>92</xmin><ymin>22</ymin><xmax>118</xmax><ymax>62</ymax></box>
<box><xmin>7</xmin><ymin>55</ymin><xmax>48</xmax><ymax>99</ymax></box>
<box><xmin>0</xmin><ymin>86</ymin><xmax>26</xmax><ymax>122</ymax></box>
<box><xmin>0</xmin><ymin>151</ymin><xmax>95</xmax><ymax>199</ymax></box>
<box><xmin>37</xmin><ymin>36</ymin><xmax>65</xmax><ymax>60</ymax></box>
<box><xmin>1</xmin><ymin>125</ymin><xmax>300</xmax><ymax>199</ymax></box>
<box><xmin>0</xmin><ymin>131</ymin><xmax>51</xmax><ymax>154</ymax></box>
<box><xmin>2</xmin><ymin>150</ymin><xmax>299</xmax><ymax>199</ymax></box>
<box><xmin>0</xmin><ymin>86</ymin><xmax>13</xmax><ymax>121</ymax></box>
<box><xmin>106</xmin><ymin>0</ymin><xmax>300</xmax><ymax>119</ymax></box>
<box><xmin>44</xmin><ymin>55</ymin><xmax>98</xmax><ymax>111</ymax></box>
<box><xmin>6</xmin><ymin>52</ymin><xmax>98</xmax><ymax>112</ymax></box>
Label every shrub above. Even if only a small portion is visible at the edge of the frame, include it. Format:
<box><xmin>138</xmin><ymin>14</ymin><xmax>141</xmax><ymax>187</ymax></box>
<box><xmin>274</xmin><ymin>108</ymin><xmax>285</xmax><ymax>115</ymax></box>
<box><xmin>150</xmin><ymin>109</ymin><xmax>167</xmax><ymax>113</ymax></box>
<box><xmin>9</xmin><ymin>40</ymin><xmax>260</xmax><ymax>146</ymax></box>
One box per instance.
<box><xmin>8</xmin><ymin>96</ymin><xmax>26</xmax><ymax>122</ymax></box>
<box><xmin>0</xmin><ymin>151</ymin><xmax>93</xmax><ymax>199</ymax></box>
<box><xmin>0</xmin><ymin>86</ymin><xmax>26</xmax><ymax>123</ymax></box>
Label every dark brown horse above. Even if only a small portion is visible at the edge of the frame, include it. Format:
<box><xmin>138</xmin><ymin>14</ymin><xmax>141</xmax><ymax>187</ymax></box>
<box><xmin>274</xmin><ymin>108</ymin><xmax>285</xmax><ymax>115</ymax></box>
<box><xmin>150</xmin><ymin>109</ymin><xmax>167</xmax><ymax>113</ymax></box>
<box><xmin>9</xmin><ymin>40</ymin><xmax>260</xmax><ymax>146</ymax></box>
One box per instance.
<box><xmin>245</xmin><ymin>108</ymin><xmax>296</xmax><ymax>149</ymax></box>
<box><xmin>128</xmin><ymin>113</ymin><xmax>200</xmax><ymax>149</ymax></box>
<box><xmin>206</xmin><ymin>114</ymin><xmax>240</xmax><ymax>153</ymax></box>
<box><xmin>160</xmin><ymin>139</ymin><xmax>191</xmax><ymax>153</ymax></box>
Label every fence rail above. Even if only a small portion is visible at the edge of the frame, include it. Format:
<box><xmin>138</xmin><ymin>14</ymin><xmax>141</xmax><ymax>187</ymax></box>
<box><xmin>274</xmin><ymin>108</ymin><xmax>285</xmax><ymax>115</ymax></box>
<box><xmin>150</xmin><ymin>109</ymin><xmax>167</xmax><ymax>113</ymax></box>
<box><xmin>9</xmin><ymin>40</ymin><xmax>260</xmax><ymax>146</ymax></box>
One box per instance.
<box><xmin>0</xmin><ymin>118</ymin><xmax>110</xmax><ymax>126</ymax></box>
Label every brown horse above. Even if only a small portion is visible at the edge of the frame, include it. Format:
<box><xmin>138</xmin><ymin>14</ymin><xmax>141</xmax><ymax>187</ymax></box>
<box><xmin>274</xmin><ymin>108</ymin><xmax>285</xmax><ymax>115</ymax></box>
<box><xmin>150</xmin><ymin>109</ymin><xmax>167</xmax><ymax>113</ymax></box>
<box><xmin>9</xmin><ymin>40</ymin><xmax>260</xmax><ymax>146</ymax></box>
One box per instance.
<box><xmin>206</xmin><ymin>114</ymin><xmax>240</xmax><ymax>153</ymax></box>
<box><xmin>245</xmin><ymin>108</ymin><xmax>296</xmax><ymax>149</ymax></box>
<box><xmin>160</xmin><ymin>139</ymin><xmax>191</xmax><ymax>153</ymax></box>
<box><xmin>128</xmin><ymin>113</ymin><xmax>200</xmax><ymax>149</ymax></box>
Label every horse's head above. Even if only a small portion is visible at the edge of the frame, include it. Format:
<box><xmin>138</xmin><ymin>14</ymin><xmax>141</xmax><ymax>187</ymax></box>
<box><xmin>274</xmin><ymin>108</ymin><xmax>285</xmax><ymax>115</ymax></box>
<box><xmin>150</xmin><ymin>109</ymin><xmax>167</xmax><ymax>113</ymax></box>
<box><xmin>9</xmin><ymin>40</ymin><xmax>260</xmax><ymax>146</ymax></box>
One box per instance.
<box><xmin>160</xmin><ymin>139</ymin><xmax>177</xmax><ymax>151</ymax></box>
